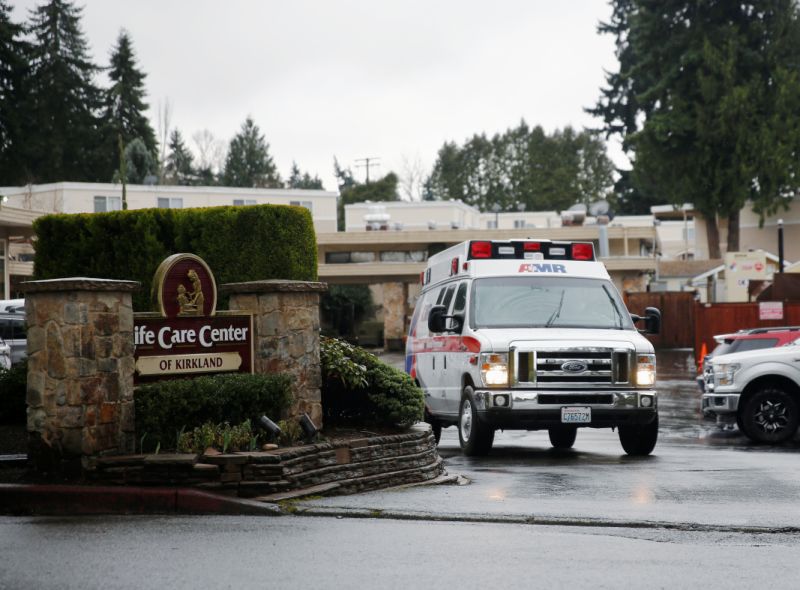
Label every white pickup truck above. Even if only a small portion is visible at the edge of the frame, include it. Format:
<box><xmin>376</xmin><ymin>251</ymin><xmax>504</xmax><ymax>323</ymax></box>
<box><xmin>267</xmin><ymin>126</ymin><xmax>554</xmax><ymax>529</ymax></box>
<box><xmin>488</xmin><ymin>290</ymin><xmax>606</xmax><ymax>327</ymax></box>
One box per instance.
<box><xmin>702</xmin><ymin>342</ymin><xmax>800</xmax><ymax>443</ymax></box>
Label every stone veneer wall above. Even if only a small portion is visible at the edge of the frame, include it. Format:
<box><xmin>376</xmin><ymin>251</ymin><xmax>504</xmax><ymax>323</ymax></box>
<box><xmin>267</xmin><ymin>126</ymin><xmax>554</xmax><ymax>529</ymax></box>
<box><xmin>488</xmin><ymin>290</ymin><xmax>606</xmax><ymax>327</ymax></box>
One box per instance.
<box><xmin>87</xmin><ymin>423</ymin><xmax>444</xmax><ymax>498</ymax></box>
<box><xmin>21</xmin><ymin>278</ymin><xmax>140</xmax><ymax>474</ymax></box>
<box><xmin>382</xmin><ymin>281</ymin><xmax>407</xmax><ymax>351</ymax></box>
<box><xmin>221</xmin><ymin>280</ymin><xmax>327</xmax><ymax>427</ymax></box>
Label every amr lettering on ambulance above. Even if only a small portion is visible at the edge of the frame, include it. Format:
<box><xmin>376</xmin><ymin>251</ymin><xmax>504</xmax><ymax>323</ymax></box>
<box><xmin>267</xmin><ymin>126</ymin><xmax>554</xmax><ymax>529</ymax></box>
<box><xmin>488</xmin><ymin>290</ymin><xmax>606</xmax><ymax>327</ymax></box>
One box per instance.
<box><xmin>133</xmin><ymin>253</ymin><xmax>254</xmax><ymax>383</ymax></box>
<box><xmin>405</xmin><ymin>239</ymin><xmax>662</xmax><ymax>457</ymax></box>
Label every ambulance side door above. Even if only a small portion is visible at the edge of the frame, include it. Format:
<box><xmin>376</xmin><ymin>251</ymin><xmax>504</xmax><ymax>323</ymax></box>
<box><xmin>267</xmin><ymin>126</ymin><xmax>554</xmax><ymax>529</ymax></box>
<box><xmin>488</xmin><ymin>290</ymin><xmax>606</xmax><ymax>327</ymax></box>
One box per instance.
<box><xmin>419</xmin><ymin>285</ymin><xmax>448</xmax><ymax>415</ymax></box>
<box><xmin>443</xmin><ymin>281</ymin><xmax>469</xmax><ymax>417</ymax></box>
<box><xmin>427</xmin><ymin>284</ymin><xmax>456</xmax><ymax>415</ymax></box>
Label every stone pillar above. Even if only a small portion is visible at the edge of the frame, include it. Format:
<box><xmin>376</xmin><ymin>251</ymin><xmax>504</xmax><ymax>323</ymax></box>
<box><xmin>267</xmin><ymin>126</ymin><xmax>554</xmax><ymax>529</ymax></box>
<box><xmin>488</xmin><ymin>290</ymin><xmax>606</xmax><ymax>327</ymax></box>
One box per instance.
<box><xmin>222</xmin><ymin>280</ymin><xmax>327</xmax><ymax>427</ymax></box>
<box><xmin>21</xmin><ymin>278</ymin><xmax>139</xmax><ymax>475</ymax></box>
<box><xmin>382</xmin><ymin>281</ymin><xmax>406</xmax><ymax>352</ymax></box>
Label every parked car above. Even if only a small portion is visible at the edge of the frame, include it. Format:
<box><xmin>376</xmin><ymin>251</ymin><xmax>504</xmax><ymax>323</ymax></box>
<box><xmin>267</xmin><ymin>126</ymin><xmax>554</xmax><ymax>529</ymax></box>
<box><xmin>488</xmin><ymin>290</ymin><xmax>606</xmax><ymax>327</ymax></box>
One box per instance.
<box><xmin>697</xmin><ymin>326</ymin><xmax>800</xmax><ymax>392</ymax></box>
<box><xmin>703</xmin><ymin>339</ymin><xmax>800</xmax><ymax>443</ymax></box>
<box><xmin>0</xmin><ymin>310</ymin><xmax>26</xmax><ymax>365</ymax></box>
<box><xmin>0</xmin><ymin>338</ymin><xmax>10</xmax><ymax>370</ymax></box>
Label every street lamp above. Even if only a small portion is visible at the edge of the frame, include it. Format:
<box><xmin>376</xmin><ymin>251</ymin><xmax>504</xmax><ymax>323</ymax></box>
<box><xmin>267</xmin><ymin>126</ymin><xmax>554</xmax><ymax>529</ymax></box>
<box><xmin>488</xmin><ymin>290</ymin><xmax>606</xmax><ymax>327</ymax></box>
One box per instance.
<box><xmin>491</xmin><ymin>203</ymin><xmax>501</xmax><ymax>229</ymax></box>
<box><xmin>778</xmin><ymin>219</ymin><xmax>784</xmax><ymax>274</ymax></box>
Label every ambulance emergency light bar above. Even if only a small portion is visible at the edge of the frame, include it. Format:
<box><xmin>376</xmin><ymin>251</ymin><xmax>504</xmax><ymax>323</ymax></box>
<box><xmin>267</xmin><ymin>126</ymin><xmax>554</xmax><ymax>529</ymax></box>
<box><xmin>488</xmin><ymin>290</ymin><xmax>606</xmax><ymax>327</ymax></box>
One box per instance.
<box><xmin>467</xmin><ymin>240</ymin><xmax>595</xmax><ymax>261</ymax></box>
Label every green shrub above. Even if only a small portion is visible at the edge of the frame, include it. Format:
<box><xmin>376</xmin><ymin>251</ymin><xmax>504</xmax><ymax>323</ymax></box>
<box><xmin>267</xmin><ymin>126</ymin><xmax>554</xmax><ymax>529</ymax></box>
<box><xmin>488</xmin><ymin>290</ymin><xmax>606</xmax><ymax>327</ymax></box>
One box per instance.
<box><xmin>135</xmin><ymin>372</ymin><xmax>293</xmax><ymax>450</ymax></box>
<box><xmin>33</xmin><ymin>204</ymin><xmax>318</xmax><ymax>311</ymax></box>
<box><xmin>0</xmin><ymin>360</ymin><xmax>27</xmax><ymax>425</ymax></box>
<box><xmin>320</xmin><ymin>337</ymin><xmax>423</xmax><ymax>428</ymax></box>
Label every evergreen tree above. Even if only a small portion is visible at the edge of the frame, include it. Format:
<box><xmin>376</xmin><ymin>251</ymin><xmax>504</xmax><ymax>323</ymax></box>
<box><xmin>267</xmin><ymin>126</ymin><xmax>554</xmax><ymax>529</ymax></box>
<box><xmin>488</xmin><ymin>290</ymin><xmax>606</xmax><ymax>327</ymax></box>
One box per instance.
<box><xmin>336</xmin><ymin>170</ymin><xmax>399</xmax><ymax>230</ymax></box>
<box><xmin>114</xmin><ymin>137</ymin><xmax>156</xmax><ymax>185</ymax></box>
<box><xmin>101</xmin><ymin>29</ymin><xmax>157</xmax><ymax>181</ymax></box>
<box><xmin>0</xmin><ymin>1</ymin><xmax>29</xmax><ymax>185</ymax></box>
<box><xmin>287</xmin><ymin>161</ymin><xmax>324</xmax><ymax>189</ymax></box>
<box><xmin>164</xmin><ymin>129</ymin><xmax>195</xmax><ymax>185</ymax></box>
<box><xmin>222</xmin><ymin>117</ymin><xmax>282</xmax><ymax>188</ymax></box>
<box><xmin>425</xmin><ymin>122</ymin><xmax>615</xmax><ymax>213</ymax></box>
<box><xmin>591</xmin><ymin>0</ymin><xmax>800</xmax><ymax>256</ymax></box>
<box><xmin>26</xmin><ymin>0</ymin><xmax>104</xmax><ymax>182</ymax></box>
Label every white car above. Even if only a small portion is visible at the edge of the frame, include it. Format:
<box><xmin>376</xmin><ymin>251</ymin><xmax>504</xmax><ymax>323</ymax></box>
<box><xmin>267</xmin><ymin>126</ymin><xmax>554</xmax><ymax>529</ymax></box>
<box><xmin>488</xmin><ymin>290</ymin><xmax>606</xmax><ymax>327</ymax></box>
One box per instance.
<box><xmin>703</xmin><ymin>340</ymin><xmax>800</xmax><ymax>443</ymax></box>
<box><xmin>0</xmin><ymin>339</ymin><xmax>10</xmax><ymax>370</ymax></box>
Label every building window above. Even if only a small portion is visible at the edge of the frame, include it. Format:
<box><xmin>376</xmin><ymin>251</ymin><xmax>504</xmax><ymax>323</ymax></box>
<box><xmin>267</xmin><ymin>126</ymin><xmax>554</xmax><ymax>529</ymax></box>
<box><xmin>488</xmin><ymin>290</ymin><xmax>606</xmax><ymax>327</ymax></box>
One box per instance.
<box><xmin>290</xmin><ymin>200</ymin><xmax>313</xmax><ymax>212</ymax></box>
<box><xmin>157</xmin><ymin>197</ymin><xmax>183</xmax><ymax>209</ymax></box>
<box><xmin>94</xmin><ymin>196</ymin><xmax>121</xmax><ymax>212</ymax></box>
<box><xmin>233</xmin><ymin>199</ymin><xmax>257</xmax><ymax>206</ymax></box>
<box><xmin>487</xmin><ymin>220</ymin><xmax>497</xmax><ymax>229</ymax></box>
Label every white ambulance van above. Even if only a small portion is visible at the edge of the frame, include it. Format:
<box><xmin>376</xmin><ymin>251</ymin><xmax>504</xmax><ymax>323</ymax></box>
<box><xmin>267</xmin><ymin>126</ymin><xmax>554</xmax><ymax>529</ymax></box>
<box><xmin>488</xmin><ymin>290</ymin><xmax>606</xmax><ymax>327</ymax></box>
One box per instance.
<box><xmin>405</xmin><ymin>239</ymin><xmax>661</xmax><ymax>456</ymax></box>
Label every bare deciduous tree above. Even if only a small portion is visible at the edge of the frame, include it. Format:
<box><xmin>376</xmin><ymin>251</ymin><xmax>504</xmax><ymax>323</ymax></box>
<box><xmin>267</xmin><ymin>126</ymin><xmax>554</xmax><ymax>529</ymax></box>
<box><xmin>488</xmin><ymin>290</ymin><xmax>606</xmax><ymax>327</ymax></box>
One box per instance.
<box><xmin>192</xmin><ymin>128</ymin><xmax>227</xmax><ymax>174</ymax></box>
<box><xmin>399</xmin><ymin>154</ymin><xmax>427</xmax><ymax>201</ymax></box>
<box><xmin>156</xmin><ymin>98</ymin><xmax>172</xmax><ymax>182</ymax></box>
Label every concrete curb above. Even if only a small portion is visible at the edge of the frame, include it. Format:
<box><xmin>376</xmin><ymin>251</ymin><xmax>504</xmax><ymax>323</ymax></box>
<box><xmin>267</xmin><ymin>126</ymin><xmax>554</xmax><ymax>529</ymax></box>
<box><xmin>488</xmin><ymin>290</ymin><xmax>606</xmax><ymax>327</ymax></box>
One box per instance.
<box><xmin>0</xmin><ymin>484</ymin><xmax>282</xmax><ymax>516</ymax></box>
<box><xmin>287</xmin><ymin>504</ymin><xmax>800</xmax><ymax>535</ymax></box>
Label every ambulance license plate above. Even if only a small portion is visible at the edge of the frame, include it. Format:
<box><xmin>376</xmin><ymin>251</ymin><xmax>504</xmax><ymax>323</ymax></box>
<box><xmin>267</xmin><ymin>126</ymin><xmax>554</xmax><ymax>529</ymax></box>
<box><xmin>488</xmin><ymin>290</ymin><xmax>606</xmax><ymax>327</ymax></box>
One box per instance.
<box><xmin>561</xmin><ymin>407</ymin><xmax>591</xmax><ymax>423</ymax></box>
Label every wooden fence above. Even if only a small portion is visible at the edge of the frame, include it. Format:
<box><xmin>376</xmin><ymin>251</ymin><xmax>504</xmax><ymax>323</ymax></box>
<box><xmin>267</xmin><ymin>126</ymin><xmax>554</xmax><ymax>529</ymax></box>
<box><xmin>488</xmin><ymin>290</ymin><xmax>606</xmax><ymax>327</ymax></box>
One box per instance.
<box><xmin>694</xmin><ymin>302</ymin><xmax>800</xmax><ymax>361</ymax></box>
<box><xmin>624</xmin><ymin>291</ymin><xmax>696</xmax><ymax>349</ymax></box>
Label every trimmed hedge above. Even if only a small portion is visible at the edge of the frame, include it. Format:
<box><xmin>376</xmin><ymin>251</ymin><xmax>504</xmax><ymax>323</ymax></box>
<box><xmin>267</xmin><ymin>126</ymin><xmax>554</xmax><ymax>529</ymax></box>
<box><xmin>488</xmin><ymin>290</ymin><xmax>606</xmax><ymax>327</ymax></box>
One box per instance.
<box><xmin>134</xmin><ymin>372</ymin><xmax>293</xmax><ymax>451</ymax></box>
<box><xmin>33</xmin><ymin>204</ymin><xmax>317</xmax><ymax>311</ymax></box>
<box><xmin>0</xmin><ymin>360</ymin><xmax>27</xmax><ymax>425</ymax></box>
<box><xmin>321</xmin><ymin>337</ymin><xmax>423</xmax><ymax>428</ymax></box>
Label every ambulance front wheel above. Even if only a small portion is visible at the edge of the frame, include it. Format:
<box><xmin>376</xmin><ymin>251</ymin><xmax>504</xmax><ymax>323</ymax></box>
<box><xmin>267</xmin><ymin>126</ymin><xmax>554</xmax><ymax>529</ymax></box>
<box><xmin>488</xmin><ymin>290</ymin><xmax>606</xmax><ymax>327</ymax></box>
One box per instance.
<box><xmin>459</xmin><ymin>386</ymin><xmax>494</xmax><ymax>456</ymax></box>
<box><xmin>618</xmin><ymin>413</ymin><xmax>659</xmax><ymax>456</ymax></box>
<box><xmin>424</xmin><ymin>409</ymin><xmax>442</xmax><ymax>444</ymax></box>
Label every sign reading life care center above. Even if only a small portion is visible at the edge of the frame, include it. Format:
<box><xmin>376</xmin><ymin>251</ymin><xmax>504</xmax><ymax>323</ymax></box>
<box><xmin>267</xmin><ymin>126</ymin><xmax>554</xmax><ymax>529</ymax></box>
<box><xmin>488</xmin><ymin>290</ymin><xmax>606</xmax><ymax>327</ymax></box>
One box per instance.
<box><xmin>133</xmin><ymin>253</ymin><xmax>253</xmax><ymax>383</ymax></box>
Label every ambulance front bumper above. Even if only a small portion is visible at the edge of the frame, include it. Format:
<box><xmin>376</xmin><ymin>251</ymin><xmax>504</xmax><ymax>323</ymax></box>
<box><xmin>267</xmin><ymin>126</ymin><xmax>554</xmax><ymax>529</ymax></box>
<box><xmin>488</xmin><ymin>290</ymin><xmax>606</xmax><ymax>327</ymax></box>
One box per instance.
<box><xmin>474</xmin><ymin>389</ymin><xmax>658</xmax><ymax>428</ymax></box>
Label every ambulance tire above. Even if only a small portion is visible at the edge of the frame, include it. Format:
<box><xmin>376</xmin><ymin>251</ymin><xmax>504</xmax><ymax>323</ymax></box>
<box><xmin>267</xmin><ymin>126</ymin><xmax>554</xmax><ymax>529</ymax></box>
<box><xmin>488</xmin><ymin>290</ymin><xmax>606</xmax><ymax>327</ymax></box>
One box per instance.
<box><xmin>548</xmin><ymin>426</ymin><xmax>577</xmax><ymax>449</ymax></box>
<box><xmin>459</xmin><ymin>386</ymin><xmax>494</xmax><ymax>456</ymax></box>
<box><xmin>424</xmin><ymin>410</ymin><xmax>442</xmax><ymax>444</ymax></box>
<box><xmin>618</xmin><ymin>413</ymin><xmax>659</xmax><ymax>456</ymax></box>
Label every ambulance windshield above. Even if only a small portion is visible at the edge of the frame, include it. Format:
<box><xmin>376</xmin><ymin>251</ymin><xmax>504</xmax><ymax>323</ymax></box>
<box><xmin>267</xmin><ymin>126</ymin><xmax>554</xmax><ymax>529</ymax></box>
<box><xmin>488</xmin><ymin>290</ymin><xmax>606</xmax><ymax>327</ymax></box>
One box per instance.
<box><xmin>471</xmin><ymin>277</ymin><xmax>634</xmax><ymax>330</ymax></box>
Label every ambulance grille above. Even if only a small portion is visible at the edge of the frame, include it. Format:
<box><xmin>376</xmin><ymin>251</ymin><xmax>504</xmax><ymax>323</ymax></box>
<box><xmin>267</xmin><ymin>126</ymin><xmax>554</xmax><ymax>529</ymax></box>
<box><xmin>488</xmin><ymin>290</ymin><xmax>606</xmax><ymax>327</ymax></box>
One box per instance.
<box><xmin>514</xmin><ymin>350</ymin><xmax>631</xmax><ymax>385</ymax></box>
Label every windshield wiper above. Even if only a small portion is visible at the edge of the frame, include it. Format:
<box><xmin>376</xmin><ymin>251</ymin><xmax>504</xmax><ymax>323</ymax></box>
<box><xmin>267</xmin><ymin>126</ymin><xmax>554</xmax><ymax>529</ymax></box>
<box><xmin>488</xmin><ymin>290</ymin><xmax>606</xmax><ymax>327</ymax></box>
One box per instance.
<box><xmin>545</xmin><ymin>290</ymin><xmax>566</xmax><ymax>327</ymax></box>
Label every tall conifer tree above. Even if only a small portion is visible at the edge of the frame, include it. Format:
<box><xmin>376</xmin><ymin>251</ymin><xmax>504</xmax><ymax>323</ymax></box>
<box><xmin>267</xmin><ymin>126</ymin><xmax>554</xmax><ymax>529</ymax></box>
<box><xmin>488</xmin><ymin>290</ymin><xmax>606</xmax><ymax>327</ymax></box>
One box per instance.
<box><xmin>101</xmin><ymin>29</ymin><xmax>157</xmax><ymax>182</ymax></box>
<box><xmin>26</xmin><ymin>0</ymin><xmax>103</xmax><ymax>182</ymax></box>
<box><xmin>0</xmin><ymin>1</ymin><xmax>29</xmax><ymax>184</ymax></box>
<box><xmin>222</xmin><ymin>117</ymin><xmax>282</xmax><ymax>188</ymax></box>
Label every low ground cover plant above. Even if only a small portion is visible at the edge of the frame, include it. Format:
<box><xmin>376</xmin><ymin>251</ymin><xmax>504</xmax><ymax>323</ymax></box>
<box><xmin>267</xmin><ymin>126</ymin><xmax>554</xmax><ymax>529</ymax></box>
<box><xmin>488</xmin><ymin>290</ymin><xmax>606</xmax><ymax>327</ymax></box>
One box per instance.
<box><xmin>320</xmin><ymin>336</ymin><xmax>423</xmax><ymax>428</ymax></box>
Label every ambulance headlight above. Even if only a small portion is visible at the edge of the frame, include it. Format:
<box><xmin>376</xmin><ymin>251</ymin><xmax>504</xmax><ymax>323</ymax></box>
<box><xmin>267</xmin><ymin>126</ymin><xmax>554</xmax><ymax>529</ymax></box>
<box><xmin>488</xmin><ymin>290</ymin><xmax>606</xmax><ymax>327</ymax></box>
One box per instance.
<box><xmin>481</xmin><ymin>353</ymin><xmax>508</xmax><ymax>387</ymax></box>
<box><xmin>636</xmin><ymin>354</ymin><xmax>656</xmax><ymax>387</ymax></box>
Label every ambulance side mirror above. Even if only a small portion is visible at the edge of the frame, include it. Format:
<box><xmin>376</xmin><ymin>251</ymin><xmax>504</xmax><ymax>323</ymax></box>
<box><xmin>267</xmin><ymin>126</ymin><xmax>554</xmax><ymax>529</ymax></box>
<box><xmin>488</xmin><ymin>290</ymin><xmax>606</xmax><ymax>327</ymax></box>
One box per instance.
<box><xmin>644</xmin><ymin>307</ymin><xmax>661</xmax><ymax>335</ymax></box>
<box><xmin>428</xmin><ymin>305</ymin><xmax>447</xmax><ymax>333</ymax></box>
<box><xmin>428</xmin><ymin>306</ymin><xmax>463</xmax><ymax>333</ymax></box>
<box><xmin>631</xmin><ymin>307</ymin><xmax>661</xmax><ymax>335</ymax></box>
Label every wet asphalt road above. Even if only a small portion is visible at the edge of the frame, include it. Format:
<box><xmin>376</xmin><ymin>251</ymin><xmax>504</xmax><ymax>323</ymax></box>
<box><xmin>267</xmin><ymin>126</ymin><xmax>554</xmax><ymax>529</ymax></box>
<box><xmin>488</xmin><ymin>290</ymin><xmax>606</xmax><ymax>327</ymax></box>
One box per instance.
<box><xmin>3</xmin><ymin>349</ymin><xmax>800</xmax><ymax>589</ymax></box>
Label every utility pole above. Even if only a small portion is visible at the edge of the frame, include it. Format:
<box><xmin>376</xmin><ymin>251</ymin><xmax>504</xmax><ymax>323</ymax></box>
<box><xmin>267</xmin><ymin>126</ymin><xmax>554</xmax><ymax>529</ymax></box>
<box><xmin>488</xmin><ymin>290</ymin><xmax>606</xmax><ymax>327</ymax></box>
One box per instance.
<box><xmin>355</xmin><ymin>157</ymin><xmax>380</xmax><ymax>184</ymax></box>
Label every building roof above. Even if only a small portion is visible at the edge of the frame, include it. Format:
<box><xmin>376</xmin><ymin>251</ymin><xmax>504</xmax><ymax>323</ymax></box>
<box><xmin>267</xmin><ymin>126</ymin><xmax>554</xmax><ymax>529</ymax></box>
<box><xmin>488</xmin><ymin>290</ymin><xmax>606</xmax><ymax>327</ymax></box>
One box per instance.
<box><xmin>658</xmin><ymin>259</ymin><xmax>723</xmax><ymax>278</ymax></box>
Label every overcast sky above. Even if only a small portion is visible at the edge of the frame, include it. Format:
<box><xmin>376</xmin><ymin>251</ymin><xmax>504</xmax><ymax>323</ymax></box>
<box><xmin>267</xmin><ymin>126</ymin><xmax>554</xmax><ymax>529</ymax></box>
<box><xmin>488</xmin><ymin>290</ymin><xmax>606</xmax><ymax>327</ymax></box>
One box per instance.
<box><xmin>12</xmin><ymin>0</ymin><xmax>622</xmax><ymax>194</ymax></box>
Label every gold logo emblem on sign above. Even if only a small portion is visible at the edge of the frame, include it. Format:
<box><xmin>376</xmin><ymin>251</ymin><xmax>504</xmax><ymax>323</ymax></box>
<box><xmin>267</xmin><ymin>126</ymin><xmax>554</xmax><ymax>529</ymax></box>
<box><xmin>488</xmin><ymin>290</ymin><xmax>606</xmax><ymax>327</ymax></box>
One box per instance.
<box><xmin>177</xmin><ymin>268</ymin><xmax>206</xmax><ymax>316</ymax></box>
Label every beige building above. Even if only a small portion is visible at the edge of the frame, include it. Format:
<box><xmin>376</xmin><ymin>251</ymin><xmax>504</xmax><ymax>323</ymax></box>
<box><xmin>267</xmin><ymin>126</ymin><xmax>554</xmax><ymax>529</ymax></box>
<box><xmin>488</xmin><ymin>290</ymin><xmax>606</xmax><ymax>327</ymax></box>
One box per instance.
<box><xmin>691</xmin><ymin>197</ymin><xmax>799</xmax><ymax>262</ymax></box>
<box><xmin>0</xmin><ymin>182</ymin><xmax>339</xmax><ymax>299</ymax></box>
<box><xmin>0</xmin><ymin>182</ymin><xmax>339</xmax><ymax>234</ymax></box>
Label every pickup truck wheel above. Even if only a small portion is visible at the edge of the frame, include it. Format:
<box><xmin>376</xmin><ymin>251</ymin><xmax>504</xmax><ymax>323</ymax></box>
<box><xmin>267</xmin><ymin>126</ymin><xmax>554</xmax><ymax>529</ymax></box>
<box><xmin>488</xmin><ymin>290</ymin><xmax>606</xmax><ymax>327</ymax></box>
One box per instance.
<box><xmin>548</xmin><ymin>426</ymin><xmax>577</xmax><ymax>449</ymax></box>
<box><xmin>459</xmin><ymin>386</ymin><xmax>494</xmax><ymax>456</ymax></box>
<box><xmin>739</xmin><ymin>388</ymin><xmax>799</xmax><ymax>444</ymax></box>
<box><xmin>424</xmin><ymin>410</ymin><xmax>442</xmax><ymax>444</ymax></box>
<box><xmin>618</xmin><ymin>414</ymin><xmax>658</xmax><ymax>456</ymax></box>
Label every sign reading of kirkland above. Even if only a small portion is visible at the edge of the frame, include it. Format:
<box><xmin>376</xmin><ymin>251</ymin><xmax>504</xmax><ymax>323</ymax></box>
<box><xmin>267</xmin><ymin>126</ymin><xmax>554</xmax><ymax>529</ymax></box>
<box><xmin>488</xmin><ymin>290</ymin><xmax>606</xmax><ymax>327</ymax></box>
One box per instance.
<box><xmin>133</xmin><ymin>253</ymin><xmax>253</xmax><ymax>382</ymax></box>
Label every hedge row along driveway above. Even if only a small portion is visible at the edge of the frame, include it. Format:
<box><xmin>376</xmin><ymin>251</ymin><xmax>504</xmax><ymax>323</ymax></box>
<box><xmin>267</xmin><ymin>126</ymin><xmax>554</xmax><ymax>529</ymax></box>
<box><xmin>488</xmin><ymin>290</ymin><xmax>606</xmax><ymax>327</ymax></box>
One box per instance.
<box><xmin>33</xmin><ymin>205</ymin><xmax>318</xmax><ymax>311</ymax></box>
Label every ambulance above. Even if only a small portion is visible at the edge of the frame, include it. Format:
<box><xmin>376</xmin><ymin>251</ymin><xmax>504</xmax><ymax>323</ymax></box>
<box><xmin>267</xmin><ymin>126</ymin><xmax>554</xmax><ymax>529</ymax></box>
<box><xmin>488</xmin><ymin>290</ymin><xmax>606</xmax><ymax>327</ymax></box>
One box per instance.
<box><xmin>405</xmin><ymin>239</ymin><xmax>661</xmax><ymax>456</ymax></box>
